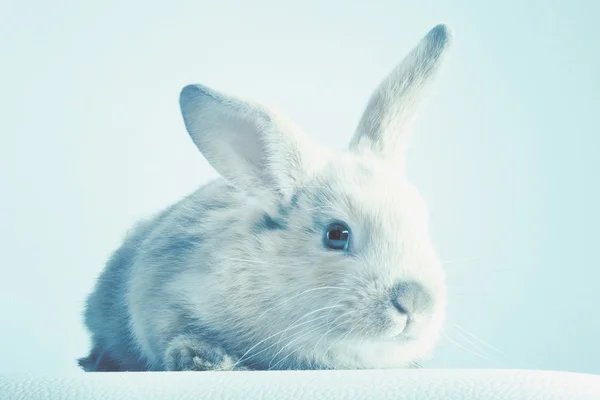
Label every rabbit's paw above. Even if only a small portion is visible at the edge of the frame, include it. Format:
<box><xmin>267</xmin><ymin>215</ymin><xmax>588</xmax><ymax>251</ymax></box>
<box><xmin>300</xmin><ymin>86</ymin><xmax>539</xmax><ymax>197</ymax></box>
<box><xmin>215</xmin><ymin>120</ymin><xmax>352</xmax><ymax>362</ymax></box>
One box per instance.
<box><xmin>164</xmin><ymin>335</ymin><xmax>246</xmax><ymax>371</ymax></box>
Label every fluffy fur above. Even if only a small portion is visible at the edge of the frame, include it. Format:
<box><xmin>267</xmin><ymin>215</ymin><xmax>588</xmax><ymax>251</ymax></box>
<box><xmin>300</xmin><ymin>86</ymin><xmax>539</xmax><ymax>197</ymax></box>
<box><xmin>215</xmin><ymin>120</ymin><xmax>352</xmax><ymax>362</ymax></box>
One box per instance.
<box><xmin>79</xmin><ymin>24</ymin><xmax>453</xmax><ymax>372</ymax></box>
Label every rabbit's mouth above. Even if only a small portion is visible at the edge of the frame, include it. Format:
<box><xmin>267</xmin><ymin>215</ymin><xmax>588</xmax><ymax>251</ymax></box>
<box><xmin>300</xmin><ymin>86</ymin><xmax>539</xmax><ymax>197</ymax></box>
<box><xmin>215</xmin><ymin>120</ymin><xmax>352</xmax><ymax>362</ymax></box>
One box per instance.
<box><xmin>370</xmin><ymin>312</ymin><xmax>434</xmax><ymax>345</ymax></box>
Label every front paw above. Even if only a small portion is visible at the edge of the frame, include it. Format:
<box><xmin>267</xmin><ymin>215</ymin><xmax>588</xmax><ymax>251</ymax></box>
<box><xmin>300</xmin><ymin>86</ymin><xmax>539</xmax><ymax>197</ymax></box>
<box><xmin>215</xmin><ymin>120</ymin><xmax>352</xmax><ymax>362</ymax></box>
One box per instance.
<box><xmin>164</xmin><ymin>336</ymin><xmax>246</xmax><ymax>371</ymax></box>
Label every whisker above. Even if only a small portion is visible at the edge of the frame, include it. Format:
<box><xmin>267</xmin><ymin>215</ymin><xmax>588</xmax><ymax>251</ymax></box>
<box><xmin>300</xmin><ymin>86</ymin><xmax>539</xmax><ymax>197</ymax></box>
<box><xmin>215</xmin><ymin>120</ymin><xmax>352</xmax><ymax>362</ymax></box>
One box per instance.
<box><xmin>267</xmin><ymin>325</ymin><xmax>330</xmax><ymax>370</ymax></box>
<box><xmin>274</xmin><ymin>303</ymin><xmax>344</xmax><ymax>344</ymax></box>
<box><xmin>354</xmin><ymin>317</ymin><xmax>376</xmax><ymax>345</ymax></box>
<box><xmin>257</xmin><ymin>319</ymin><xmax>333</xmax><ymax>370</ymax></box>
<box><xmin>310</xmin><ymin>310</ymin><xmax>355</xmax><ymax>354</ymax></box>
<box><xmin>233</xmin><ymin>304</ymin><xmax>344</xmax><ymax>368</ymax></box>
<box><xmin>447</xmin><ymin>327</ymin><xmax>493</xmax><ymax>360</ymax></box>
<box><xmin>293</xmin><ymin>317</ymin><xmax>364</xmax><ymax>370</ymax></box>
<box><xmin>268</xmin><ymin>320</ymin><xmax>335</xmax><ymax>370</ymax></box>
<box><xmin>254</xmin><ymin>286</ymin><xmax>350</xmax><ymax>322</ymax></box>
<box><xmin>222</xmin><ymin>286</ymin><xmax>349</xmax><ymax>354</ymax></box>
<box><xmin>441</xmin><ymin>331</ymin><xmax>491</xmax><ymax>361</ymax></box>
<box><xmin>351</xmin><ymin>272</ymin><xmax>372</xmax><ymax>289</ymax></box>
<box><xmin>452</xmin><ymin>324</ymin><xmax>510</xmax><ymax>359</ymax></box>
<box><xmin>321</xmin><ymin>317</ymin><xmax>355</xmax><ymax>358</ymax></box>
<box><xmin>340</xmin><ymin>318</ymin><xmax>362</xmax><ymax>343</ymax></box>
<box><xmin>257</xmin><ymin>306</ymin><xmax>345</xmax><ymax>359</ymax></box>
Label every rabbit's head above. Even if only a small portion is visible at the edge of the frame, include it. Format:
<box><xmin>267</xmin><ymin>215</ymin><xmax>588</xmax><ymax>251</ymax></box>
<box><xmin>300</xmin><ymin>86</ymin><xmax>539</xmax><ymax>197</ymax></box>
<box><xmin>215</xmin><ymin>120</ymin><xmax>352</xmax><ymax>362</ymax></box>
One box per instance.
<box><xmin>179</xmin><ymin>24</ymin><xmax>452</xmax><ymax>370</ymax></box>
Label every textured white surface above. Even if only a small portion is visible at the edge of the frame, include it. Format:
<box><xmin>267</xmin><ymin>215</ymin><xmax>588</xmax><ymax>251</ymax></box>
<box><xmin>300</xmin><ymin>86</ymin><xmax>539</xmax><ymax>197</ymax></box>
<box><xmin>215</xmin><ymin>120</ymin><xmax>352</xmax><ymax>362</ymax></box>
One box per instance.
<box><xmin>1</xmin><ymin>369</ymin><xmax>600</xmax><ymax>400</ymax></box>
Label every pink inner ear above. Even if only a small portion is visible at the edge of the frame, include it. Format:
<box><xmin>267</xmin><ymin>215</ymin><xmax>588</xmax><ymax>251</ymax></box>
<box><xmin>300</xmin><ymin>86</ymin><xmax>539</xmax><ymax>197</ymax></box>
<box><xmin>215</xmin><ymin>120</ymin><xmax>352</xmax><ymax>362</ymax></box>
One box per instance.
<box><xmin>180</xmin><ymin>83</ymin><xmax>313</xmax><ymax>207</ymax></box>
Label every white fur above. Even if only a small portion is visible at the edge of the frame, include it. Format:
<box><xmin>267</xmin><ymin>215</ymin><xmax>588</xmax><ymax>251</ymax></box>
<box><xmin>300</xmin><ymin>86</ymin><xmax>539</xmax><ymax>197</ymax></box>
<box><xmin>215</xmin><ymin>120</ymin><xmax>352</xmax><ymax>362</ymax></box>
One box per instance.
<box><xmin>80</xmin><ymin>24</ymin><xmax>454</xmax><ymax>372</ymax></box>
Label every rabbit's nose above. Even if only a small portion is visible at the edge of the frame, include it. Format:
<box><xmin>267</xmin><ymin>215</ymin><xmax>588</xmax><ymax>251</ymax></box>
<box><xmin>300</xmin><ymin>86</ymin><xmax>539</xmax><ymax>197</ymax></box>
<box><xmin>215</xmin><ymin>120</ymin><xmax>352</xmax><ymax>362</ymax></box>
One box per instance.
<box><xmin>391</xmin><ymin>281</ymin><xmax>433</xmax><ymax>315</ymax></box>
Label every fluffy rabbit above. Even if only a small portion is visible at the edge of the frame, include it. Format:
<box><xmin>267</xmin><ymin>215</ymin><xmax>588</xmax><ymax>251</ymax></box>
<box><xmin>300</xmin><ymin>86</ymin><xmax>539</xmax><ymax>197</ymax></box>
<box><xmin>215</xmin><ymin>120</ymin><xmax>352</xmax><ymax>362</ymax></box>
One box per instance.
<box><xmin>79</xmin><ymin>24</ymin><xmax>453</xmax><ymax>372</ymax></box>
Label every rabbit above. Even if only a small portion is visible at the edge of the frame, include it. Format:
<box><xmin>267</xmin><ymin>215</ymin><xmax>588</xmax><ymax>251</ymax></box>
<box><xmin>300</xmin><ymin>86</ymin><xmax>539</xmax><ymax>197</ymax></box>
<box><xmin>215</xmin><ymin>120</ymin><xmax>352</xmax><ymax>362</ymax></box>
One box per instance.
<box><xmin>78</xmin><ymin>23</ymin><xmax>453</xmax><ymax>372</ymax></box>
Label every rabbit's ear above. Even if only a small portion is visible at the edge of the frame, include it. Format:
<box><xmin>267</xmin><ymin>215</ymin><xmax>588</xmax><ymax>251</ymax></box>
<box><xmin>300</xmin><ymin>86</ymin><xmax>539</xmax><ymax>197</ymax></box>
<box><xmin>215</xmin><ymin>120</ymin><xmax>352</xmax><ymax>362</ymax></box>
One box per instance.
<box><xmin>349</xmin><ymin>24</ymin><xmax>453</xmax><ymax>158</ymax></box>
<box><xmin>179</xmin><ymin>84</ymin><xmax>316</xmax><ymax>204</ymax></box>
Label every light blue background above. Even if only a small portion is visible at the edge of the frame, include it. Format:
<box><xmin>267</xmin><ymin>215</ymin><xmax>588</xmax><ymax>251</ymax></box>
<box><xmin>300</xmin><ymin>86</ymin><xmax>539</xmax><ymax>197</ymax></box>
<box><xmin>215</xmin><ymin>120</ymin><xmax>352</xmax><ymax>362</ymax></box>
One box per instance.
<box><xmin>1</xmin><ymin>0</ymin><xmax>598</xmax><ymax>374</ymax></box>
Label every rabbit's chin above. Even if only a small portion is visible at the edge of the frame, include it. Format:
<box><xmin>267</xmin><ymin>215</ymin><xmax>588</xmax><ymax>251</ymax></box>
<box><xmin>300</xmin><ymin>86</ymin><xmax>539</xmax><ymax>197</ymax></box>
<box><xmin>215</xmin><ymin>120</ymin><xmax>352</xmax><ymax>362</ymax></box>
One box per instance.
<box><xmin>315</xmin><ymin>319</ymin><xmax>443</xmax><ymax>369</ymax></box>
<box><xmin>321</xmin><ymin>335</ymin><xmax>437</xmax><ymax>369</ymax></box>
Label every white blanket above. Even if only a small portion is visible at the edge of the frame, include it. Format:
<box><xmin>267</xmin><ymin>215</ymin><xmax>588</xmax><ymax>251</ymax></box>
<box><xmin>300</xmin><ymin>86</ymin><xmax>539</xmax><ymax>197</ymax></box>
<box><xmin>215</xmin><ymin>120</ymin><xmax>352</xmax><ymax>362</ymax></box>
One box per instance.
<box><xmin>1</xmin><ymin>369</ymin><xmax>599</xmax><ymax>400</ymax></box>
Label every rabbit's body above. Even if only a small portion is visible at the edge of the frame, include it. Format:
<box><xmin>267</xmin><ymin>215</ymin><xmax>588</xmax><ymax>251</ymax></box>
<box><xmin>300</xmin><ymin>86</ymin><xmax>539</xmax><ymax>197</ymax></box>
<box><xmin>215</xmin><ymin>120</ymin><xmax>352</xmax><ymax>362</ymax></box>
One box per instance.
<box><xmin>80</xmin><ymin>180</ymin><xmax>231</xmax><ymax>371</ymax></box>
<box><xmin>79</xmin><ymin>24</ymin><xmax>454</xmax><ymax>372</ymax></box>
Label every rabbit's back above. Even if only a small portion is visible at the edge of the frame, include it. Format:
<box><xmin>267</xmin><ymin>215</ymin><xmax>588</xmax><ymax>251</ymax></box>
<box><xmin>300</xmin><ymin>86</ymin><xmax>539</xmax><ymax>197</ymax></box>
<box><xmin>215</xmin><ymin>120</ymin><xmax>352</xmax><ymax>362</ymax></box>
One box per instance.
<box><xmin>78</xmin><ymin>215</ymin><xmax>156</xmax><ymax>371</ymax></box>
<box><xmin>79</xmin><ymin>178</ymin><xmax>237</xmax><ymax>371</ymax></box>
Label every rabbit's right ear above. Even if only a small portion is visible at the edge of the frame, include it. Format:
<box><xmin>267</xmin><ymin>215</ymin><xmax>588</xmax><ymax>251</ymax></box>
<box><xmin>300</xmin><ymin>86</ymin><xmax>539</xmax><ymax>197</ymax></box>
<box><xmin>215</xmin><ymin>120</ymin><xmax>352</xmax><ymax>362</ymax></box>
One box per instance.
<box><xmin>179</xmin><ymin>84</ymin><xmax>318</xmax><ymax>206</ymax></box>
<box><xmin>349</xmin><ymin>24</ymin><xmax>453</xmax><ymax>159</ymax></box>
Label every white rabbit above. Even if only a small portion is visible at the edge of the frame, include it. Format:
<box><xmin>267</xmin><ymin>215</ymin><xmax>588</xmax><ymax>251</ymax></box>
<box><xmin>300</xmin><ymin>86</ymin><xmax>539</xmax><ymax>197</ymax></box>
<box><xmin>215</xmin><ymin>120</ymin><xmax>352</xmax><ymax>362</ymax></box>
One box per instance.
<box><xmin>79</xmin><ymin>24</ymin><xmax>453</xmax><ymax>372</ymax></box>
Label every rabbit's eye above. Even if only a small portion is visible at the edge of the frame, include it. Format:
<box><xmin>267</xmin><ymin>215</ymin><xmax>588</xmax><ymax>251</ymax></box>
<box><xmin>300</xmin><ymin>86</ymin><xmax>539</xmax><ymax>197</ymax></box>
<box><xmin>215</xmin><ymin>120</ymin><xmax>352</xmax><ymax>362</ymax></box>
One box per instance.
<box><xmin>324</xmin><ymin>222</ymin><xmax>350</xmax><ymax>251</ymax></box>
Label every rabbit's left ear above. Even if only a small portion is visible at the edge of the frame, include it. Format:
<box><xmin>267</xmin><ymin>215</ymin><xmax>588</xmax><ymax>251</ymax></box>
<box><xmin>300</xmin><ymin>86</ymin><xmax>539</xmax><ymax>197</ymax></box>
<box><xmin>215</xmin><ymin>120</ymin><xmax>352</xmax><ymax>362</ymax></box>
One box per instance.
<box><xmin>180</xmin><ymin>85</ymin><xmax>318</xmax><ymax>206</ymax></box>
<box><xmin>349</xmin><ymin>24</ymin><xmax>453</xmax><ymax>158</ymax></box>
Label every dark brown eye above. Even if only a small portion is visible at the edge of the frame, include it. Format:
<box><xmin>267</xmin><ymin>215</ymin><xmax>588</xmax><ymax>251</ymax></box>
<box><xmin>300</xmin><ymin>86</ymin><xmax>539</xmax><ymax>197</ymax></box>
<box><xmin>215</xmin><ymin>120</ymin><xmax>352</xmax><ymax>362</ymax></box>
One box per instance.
<box><xmin>324</xmin><ymin>222</ymin><xmax>350</xmax><ymax>250</ymax></box>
